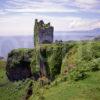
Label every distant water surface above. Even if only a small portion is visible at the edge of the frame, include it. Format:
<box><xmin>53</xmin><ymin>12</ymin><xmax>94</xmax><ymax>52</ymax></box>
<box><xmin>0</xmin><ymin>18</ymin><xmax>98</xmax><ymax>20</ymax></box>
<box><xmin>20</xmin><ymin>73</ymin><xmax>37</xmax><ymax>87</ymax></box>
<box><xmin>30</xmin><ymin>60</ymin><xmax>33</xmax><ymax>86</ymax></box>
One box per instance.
<box><xmin>0</xmin><ymin>32</ymin><xmax>100</xmax><ymax>58</ymax></box>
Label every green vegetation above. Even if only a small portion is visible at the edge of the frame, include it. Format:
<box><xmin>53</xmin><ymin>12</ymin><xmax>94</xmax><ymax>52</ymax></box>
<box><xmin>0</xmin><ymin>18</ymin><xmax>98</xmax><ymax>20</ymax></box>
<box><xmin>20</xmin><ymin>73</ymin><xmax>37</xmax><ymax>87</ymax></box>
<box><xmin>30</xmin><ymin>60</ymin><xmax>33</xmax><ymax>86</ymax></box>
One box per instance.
<box><xmin>6</xmin><ymin>48</ymin><xmax>34</xmax><ymax>81</ymax></box>
<box><xmin>7</xmin><ymin>48</ymin><xmax>34</xmax><ymax>68</ymax></box>
<box><xmin>0</xmin><ymin>60</ymin><xmax>32</xmax><ymax>100</ymax></box>
<box><xmin>0</xmin><ymin>40</ymin><xmax>100</xmax><ymax>100</ymax></box>
<box><xmin>61</xmin><ymin>41</ymin><xmax>100</xmax><ymax>81</ymax></box>
<box><xmin>30</xmin><ymin>40</ymin><xmax>100</xmax><ymax>100</ymax></box>
<box><xmin>41</xmin><ymin>71</ymin><xmax>100</xmax><ymax>100</ymax></box>
<box><xmin>31</xmin><ymin>42</ymin><xmax>74</xmax><ymax>79</ymax></box>
<box><xmin>0</xmin><ymin>60</ymin><xmax>6</xmax><ymax>84</ymax></box>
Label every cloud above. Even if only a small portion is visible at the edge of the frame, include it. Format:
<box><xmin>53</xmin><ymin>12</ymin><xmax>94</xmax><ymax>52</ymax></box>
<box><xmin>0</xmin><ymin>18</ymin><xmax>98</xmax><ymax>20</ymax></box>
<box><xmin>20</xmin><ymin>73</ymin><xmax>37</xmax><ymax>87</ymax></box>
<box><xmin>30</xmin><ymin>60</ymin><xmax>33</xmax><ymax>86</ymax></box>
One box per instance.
<box><xmin>6</xmin><ymin>8</ymin><xmax>77</xmax><ymax>13</ymax></box>
<box><xmin>0</xmin><ymin>0</ymin><xmax>100</xmax><ymax>36</ymax></box>
<box><xmin>0</xmin><ymin>10</ymin><xmax>6</xmax><ymax>15</ymax></box>
<box><xmin>74</xmin><ymin>0</ymin><xmax>100</xmax><ymax>10</ymax></box>
<box><xmin>0</xmin><ymin>13</ymin><xmax>100</xmax><ymax>36</ymax></box>
<box><xmin>0</xmin><ymin>14</ymin><xmax>34</xmax><ymax>36</ymax></box>
<box><xmin>1</xmin><ymin>0</ymin><xmax>100</xmax><ymax>14</ymax></box>
<box><xmin>1</xmin><ymin>0</ymin><xmax>77</xmax><ymax>13</ymax></box>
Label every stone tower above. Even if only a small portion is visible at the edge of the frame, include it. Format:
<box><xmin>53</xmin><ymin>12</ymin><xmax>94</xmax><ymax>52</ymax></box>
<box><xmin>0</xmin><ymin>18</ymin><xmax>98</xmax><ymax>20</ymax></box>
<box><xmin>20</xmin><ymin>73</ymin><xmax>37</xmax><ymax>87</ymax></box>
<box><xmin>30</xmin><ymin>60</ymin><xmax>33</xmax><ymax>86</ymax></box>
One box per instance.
<box><xmin>34</xmin><ymin>19</ymin><xmax>54</xmax><ymax>77</ymax></box>
<box><xmin>34</xmin><ymin>19</ymin><xmax>54</xmax><ymax>47</ymax></box>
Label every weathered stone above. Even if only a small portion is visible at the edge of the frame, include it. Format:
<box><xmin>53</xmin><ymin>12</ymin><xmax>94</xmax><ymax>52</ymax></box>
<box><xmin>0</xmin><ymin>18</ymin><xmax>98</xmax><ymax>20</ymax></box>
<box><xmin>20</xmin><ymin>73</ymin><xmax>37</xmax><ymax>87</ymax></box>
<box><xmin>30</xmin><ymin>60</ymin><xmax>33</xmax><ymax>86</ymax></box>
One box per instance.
<box><xmin>34</xmin><ymin>19</ymin><xmax>54</xmax><ymax>47</ymax></box>
<box><xmin>6</xmin><ymin>49</ymin><xmax>33</xmax><ymax>81</ymax></box>
<box><xmin>34</xmin><ymin>19</ymin><xmax>54</xmax><ymax>78</ymax></box>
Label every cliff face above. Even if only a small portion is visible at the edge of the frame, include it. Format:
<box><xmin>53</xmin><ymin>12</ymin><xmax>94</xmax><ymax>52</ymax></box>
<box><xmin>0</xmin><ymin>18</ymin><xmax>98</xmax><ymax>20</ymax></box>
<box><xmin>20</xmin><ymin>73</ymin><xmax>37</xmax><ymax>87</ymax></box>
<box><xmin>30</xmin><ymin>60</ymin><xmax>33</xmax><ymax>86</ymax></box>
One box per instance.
<box><xmin>6</xmin><ymin>49</ymin><xmax>34</xmax><ymax>81</ymax></box>
<box><xmin>39</xmin><ymin>44</ymin><xmax>64</xmax><ymax>79</ymax></box>
<box><xmin>6</xmin><ymin>42</ymin><xmax>74</xmax><ymax>81</ymax></box>
<box><xmin>31</xmin><ymin>43</ymin><xmax>74</xmax><ymax>79</ymax></box>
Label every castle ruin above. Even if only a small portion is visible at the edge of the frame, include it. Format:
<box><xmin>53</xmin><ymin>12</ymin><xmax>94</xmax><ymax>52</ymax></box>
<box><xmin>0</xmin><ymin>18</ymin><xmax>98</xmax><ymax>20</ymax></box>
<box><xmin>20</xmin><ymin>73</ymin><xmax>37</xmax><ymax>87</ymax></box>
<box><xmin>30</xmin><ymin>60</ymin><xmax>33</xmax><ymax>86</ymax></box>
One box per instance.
<box><xmin>34</xmin><ymin>19</ymin><xmax>54</xmax><ymax>47</ymax></box>
<box><xmin>34</xmin><ymin>19</ymin><xmax>54</xmax><ymax>77</ymax></box>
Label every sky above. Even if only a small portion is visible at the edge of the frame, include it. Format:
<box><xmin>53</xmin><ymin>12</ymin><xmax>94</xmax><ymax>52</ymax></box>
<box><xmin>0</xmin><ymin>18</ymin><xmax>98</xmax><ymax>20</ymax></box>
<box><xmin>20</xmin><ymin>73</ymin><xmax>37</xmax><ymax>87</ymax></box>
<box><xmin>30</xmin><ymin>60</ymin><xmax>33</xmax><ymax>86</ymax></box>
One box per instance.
<box><xmin>0</xmin><ymin>0</ymin><xmax>100</xmax><ymax>36</ymax></box>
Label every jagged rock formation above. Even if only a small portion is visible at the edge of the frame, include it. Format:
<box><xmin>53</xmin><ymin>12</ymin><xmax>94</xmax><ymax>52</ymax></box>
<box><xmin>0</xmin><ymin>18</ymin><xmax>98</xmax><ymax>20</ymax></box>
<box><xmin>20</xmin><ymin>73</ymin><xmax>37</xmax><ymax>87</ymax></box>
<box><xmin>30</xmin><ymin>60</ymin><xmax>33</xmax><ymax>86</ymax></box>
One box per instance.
<box><xmin>6</xmin><ymin>45</ymin><xmax>63</xmax><ymax>81</ymax></box>
<box><xmin>6</xmin><ymin>49</ymin><xmax>33</xmax><ymax>81</ymax></box>
<box><xmin>34</xmin><ymin>19</ymin><xmax>54</xmax><ymax>47</ymax></box>
<box><xmin>6</xmin><ymin>43</ymin><xmax>74</xmax><ymax>81</ymax></box>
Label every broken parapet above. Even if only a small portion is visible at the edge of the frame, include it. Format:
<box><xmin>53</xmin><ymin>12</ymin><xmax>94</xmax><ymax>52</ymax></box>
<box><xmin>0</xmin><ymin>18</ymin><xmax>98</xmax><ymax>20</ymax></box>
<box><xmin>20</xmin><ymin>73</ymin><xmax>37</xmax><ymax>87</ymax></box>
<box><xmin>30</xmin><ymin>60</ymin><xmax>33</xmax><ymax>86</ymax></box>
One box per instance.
<box><xmin>34</xmin><ymin>19</ymin><xmax>54</xmax><ymax>47</ymax></box>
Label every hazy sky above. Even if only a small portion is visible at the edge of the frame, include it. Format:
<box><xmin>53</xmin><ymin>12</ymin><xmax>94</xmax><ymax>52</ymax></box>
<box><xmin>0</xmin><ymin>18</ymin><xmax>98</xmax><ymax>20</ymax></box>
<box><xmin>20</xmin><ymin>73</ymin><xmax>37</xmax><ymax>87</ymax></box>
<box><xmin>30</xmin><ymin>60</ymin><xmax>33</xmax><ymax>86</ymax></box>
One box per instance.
<box><xmin>0</xmin><ymin>0</ymin><xmax>100</xmax><ymax>36</ymax></box>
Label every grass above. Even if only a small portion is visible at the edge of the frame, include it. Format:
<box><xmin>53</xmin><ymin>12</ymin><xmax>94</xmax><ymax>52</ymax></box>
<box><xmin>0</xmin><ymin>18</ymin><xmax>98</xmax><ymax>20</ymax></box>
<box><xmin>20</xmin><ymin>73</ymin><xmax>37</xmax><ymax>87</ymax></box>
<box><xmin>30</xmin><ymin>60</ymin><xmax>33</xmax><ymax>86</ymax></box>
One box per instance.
<box><xmin>0</xmin><ymin>41</ymin><xmax>100</xmax><ymax>100</ymax></box>
<box><xmin>0</xmin><ymin>81</ymin><xmax>29</xmax><ymax>100</ymax></box>
<box><xmin>42</xmin><ymin>71</ymin><xmax>100</xmax><ymax>100</ymax></box>
<box><xmin>0</xmin><ymin>60</ymin><xmax>7</xmax><ymax>84</ymax></box>
<box><xmin>30</xmin><ymin>41</ymin><xmax>100</xmax><ymax>100</ymax></box>
<box><xmin>0</xmin><ymin>60</ymin><xmax>31</xmax><ymax>100</ymax></box>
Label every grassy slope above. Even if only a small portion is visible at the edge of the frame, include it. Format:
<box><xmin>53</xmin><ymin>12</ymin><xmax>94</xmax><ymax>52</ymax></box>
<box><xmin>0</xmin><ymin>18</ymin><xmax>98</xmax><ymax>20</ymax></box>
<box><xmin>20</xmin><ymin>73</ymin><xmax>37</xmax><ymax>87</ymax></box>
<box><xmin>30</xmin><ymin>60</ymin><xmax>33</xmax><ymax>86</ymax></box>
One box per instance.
<box><xmin>44</xmin><ymin>71</ymin><xmax>100</xmax><ymax>100</ymax></box>
<box><xmin>0</xmin><ymin>60</ymin><xmax>30</xmax><ymax>100</ymax></box>
<box><xmin>0</xmin><ymin>41</ymin><xmax>100</xmax><ymax>100</ymax></box>
<box><xmin>30</xmin><ymin>41</ymin><xmax>100</xmax><ymax>100</ymax></box>
<box><xmin>43</xmin><ymin>41</ymin><xmax>100</xmax><ymax>100</ymax></box>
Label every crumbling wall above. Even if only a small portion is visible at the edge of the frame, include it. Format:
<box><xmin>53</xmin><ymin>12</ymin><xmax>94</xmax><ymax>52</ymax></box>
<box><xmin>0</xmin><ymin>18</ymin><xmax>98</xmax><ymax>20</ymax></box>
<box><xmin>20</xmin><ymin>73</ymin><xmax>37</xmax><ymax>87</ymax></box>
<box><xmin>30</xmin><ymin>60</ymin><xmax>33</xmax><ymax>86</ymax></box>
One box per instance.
<box><xmin>34</xmin><ymin>19</ymin><xmax>54</xmax><ymax>47</ymax></box>
<box><xmin>34</xmin><ymin>19</ymin><xmax>54</xmax><ymax>78</ymax></box>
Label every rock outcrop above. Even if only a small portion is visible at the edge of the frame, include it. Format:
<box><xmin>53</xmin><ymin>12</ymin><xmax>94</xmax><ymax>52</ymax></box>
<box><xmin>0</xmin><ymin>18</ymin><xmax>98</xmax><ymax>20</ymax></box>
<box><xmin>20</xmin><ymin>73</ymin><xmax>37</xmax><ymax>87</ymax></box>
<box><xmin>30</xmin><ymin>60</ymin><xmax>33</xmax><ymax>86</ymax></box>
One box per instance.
<box><xmin>6</xmin><ymin>20</ymin><xmax>74</xmax><ymax>81</ymax></box>
<box><xmin>6</xmin><ymin>49</ymin><xmax>33</xmax><ymax>81</ymax></box>
<box><xmin>6</xmin><ymin>43</ymin><xmax>74</xmax><ymax>81</ymax></box>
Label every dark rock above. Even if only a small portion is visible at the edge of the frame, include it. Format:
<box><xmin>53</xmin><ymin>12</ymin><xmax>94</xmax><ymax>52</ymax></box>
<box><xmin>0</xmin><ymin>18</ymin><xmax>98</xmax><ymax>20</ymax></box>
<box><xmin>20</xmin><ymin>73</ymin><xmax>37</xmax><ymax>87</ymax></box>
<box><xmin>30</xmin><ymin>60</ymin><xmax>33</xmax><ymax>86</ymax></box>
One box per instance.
<box><xmin>6</xmin><ymin>49</ymin><xmax>33</xmax><ymax>81</ymax></box>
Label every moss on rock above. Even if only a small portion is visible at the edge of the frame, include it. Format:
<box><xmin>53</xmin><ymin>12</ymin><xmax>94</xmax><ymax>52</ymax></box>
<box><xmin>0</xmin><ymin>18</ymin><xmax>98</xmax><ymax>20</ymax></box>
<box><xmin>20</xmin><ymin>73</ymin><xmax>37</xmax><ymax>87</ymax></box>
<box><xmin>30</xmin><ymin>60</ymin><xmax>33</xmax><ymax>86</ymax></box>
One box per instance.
<box><xmin>6</xmin><ymin>49</ymin><xmax>35</xmax><ymax>81</ymax></box>
<box><xmin>6</xmin><ymin>41</ymin><xmax>75</xmax><ymax>81</ymax></box>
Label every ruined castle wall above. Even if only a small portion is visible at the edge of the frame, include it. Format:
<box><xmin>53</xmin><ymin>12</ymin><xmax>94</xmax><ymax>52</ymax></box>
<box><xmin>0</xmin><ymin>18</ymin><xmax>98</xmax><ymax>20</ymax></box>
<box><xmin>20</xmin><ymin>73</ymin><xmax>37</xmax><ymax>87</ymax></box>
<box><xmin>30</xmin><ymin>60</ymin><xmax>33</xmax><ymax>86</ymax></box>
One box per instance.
<box><xmin>39</xmin><ymin>27</ymin><xmax>53</xmax><ymax>43</ymax></box>
<box><xmin>34</xmin><ymin>19</ymin><xmax>54</xmax><ymax>77</ymax></box>
<box><xmin>34</xmin><ymin>19</ymin><xmax>54</xmax><ymax>46</ymax></box>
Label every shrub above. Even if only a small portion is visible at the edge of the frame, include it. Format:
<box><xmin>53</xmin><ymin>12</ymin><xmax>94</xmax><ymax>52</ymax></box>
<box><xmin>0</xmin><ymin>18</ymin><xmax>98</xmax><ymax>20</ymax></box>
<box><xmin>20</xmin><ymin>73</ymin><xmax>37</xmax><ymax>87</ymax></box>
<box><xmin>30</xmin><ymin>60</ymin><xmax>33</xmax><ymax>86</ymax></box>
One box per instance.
<box><xmin>68</xmin><ymin>68</ymin><xmax>87</xmax><ymax>81</ymax></box>
<box><xmin>61</xmin><ymin>76</ymin><xmax>67</xmax><ymax>82</ymax></box>
<box><xmin>51</xmin><ymin>80</ymin><xmax>58</xmax><ymax>86</ymax></box>
<box><xmin>89</xmin><ymin>60</ymin><xmax>99</xmax><ymax>71</ymax></box>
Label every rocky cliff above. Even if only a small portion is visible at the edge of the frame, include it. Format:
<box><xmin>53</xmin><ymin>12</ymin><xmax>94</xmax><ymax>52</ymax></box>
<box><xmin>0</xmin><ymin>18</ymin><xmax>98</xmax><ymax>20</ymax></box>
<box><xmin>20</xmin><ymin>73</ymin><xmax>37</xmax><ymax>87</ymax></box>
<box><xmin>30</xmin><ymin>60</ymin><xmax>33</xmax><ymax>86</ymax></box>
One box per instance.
<box><xmin>6</xmin><ymin>49</ymin><xmax>34</xmax><ymax>81</ymax></box>
<box><xmin>6</xmin><ymin>20</ymin><xmax>75</xmax><ymax>81</ymax></box>
<box><xmin>6</xmin><ymin>42</ymin><xmax>74</xmax><ymax>81</ymax></box>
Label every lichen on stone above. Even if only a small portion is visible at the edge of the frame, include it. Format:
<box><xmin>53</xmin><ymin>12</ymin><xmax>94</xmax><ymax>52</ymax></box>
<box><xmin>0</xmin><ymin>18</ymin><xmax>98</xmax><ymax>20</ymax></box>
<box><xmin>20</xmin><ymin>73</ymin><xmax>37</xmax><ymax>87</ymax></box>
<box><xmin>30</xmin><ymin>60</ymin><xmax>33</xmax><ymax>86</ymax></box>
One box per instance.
<box><xmin>34</xmin><ymin>19</ymin><xmax>54</xmax><ymax>46</ymax></box>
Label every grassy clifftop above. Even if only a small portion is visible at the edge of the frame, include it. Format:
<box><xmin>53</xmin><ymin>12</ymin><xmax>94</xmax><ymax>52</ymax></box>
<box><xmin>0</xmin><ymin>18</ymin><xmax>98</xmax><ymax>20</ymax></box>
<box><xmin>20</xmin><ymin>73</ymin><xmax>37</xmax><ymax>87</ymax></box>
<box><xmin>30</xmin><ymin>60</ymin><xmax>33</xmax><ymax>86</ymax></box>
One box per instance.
<box><xmin>6</xmin><ymin>42</ymin><xmax>74</xmax><ymax>81</ymax></box>
<box><xmin>61</xmin><ymin>41</ymin><xmax>100</xmax><ymax>81</ymax></box>
<box><xmin>0</xmin><ymin>40</ymin><xmax>100</xmax><ymax>100</ymax></box>
<box><xmin>6</xmin><ymin>41</ymin><xmax>100</xmax><ymax>82</ymax></box>
<box><xmin>30</xmin><ymin>41</ymin><xmax>100</xmax><ymax>100</ymax></box>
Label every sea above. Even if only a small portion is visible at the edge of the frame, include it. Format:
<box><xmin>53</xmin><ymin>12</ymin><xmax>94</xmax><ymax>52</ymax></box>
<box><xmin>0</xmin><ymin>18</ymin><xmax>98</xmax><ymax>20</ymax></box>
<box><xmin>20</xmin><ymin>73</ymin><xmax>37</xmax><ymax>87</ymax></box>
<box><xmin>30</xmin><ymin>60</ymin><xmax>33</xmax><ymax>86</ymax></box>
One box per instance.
<box><xmin>0</xmin><ymin>31</ymin><xmax>100</xmax><ymax>58</ymax></box>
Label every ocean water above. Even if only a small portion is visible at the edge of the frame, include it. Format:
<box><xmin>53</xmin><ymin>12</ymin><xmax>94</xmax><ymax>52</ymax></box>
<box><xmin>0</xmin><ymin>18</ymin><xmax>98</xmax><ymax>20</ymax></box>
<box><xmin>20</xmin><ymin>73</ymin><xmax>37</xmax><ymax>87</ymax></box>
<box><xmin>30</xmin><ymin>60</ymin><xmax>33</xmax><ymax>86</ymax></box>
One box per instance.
<box><xmin>54</xmin><ymin>32</ymin><xmax>100</xmax><ymax>41</ymax></box>
<box><xmin>0</xmin><ymin>32</ymin><xmax>100</xmax><ymax>58</ymax></box>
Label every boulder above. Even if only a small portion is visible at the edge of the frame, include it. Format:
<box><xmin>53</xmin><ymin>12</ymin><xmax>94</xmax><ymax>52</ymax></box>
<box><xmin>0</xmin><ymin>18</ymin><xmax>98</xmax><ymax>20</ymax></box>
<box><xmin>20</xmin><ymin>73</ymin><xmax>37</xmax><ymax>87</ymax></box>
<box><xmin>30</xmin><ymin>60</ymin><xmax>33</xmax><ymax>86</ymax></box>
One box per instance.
<box><xmin>6</xmin><ymin>49</ymin><xmax>34</xmax><ymax>81</ymax></box>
